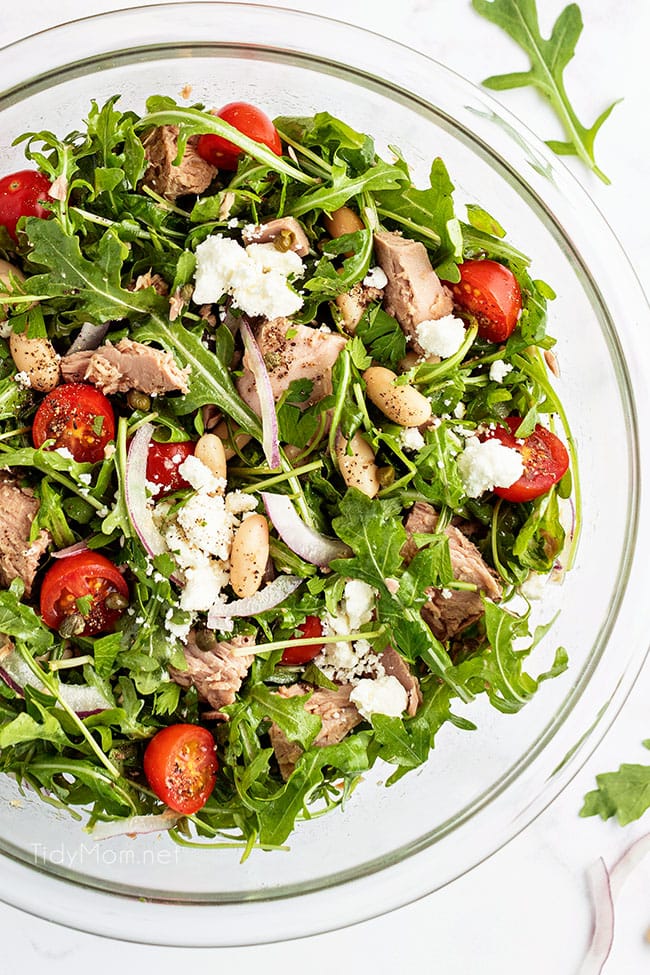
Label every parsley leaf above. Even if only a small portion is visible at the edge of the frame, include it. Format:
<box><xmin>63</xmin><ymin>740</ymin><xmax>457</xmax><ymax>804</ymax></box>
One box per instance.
<box><xmin>472</xmin><ymin>0</ymin><xmax>619</xmax><ymax>183</ymax></box>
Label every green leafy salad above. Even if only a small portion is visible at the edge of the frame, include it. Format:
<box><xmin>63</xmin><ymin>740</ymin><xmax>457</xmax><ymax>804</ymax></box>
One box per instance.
<box><xmin>0</xmin><ymin>93</ymin><xmax>578</xmax><ymax>853</ymax></box>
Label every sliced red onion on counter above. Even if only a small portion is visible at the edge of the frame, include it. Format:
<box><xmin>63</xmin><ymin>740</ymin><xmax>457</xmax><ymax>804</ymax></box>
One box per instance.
<box><xmin>262</xmin><ymin>491</ymin><xmax>351</xmax><ymax>566</ymax></box>
<box><xmin>89</xmin><ymin>810</ymin><xmax>180</xmax><ymax>840</ymax></box>
<box><xmin>579</xmin><ymin>857</ymin><xmax>614</xmax><ymax>975</ymax></box>
<box><xmin>609</xmin><ymin>831</ymin><xmax>650</xmax><ymax>899</ymax></box>
<box><xmin>206</xmin><ymin>574</ymin><xmax>303</xmax><ymax>628</ymax></box>
<box><xmin>0</xmin><ymin>649</ymin><xmax>111</xmax><ymax>717</ymax></box>
<box><xmin>125</xmin><ymin>422</ymin><xmax>168</xmax><ymax>558</ymax></box>
<box><xmin>66</xmin><ymin>320</ymin><xmax>110</xmax><ymax>355</ymax></box>
<box><xmin>240</xmin><ymin>320</ymin><xmax>280</xmax><ymax>470</ymax></box>
<box><xmin>51</xmin><ymin>539</ymin><xmax>90</xmax><ymax>559</ymax></box>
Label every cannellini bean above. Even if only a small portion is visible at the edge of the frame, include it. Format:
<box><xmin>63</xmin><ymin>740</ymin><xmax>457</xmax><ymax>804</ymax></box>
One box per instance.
<box><xmin>398</xmin><ymin>350</ymin><xmax>420</xmax><ymax>373</ymax></box>
<box><xmin>335</xmin><ymin>430</ymin><xmax>380</xmax><ymax>499</ymax></box>
<box><xmin>363</xmin><ymin>366</ymin><xmax>432</xmax><ymax>427</ymax></box>
<box><xmin>9</xmin><ymin>331</ymin><xmax>60</xmax><ymax>392</ymax></box>
<box><xmin>195</xmin><ymin>433</ymin><xmax>227</xmax><ymax>482</ymax></box>
<box><xmin>324</xmin><ymin>206</ymin><xmax>364</xmax><ymax>238</ymax></box>
<box><xmin>213</xmin><ymin>420</ymin><xmax>252</xmax><ymax>461</ymax></box>
<box><xmin>230</xmin><ymin>514</ymin><xmax>269</xmax><ymax>598</ymax></box>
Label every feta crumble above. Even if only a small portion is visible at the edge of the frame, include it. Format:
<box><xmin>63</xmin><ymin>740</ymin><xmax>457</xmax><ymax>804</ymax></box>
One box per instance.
<box><xmin>457</xmin><ymin>436</ymin><xmax>524</xmax><ymax>498</ymax></box>
<box><xmin>350</xmin><ymin>675</ymin><xmax>408</xmax><ymax>720</ymax></box>
<box><xmin>399</xmin><ymin>426</ymin><xmax>426</xmax><ymax>453</ymax></box>
<box><xmin>192</xmin><ymin>234</ymin><xmax>304</xmax><ymax>318</ymax></box>
<box><xmin>489</xmin><ymin>359</ymin><xmax>514</xmax><ymax>383</ymax></box>
<box><xmin>316</xmin><ymin>581</ymin><xmax>382</xmax><ymax>683</ymax></box>
<box><xmin>416</xmin><ymin>314</ymin><xmax>466</xmax><ymax>359</ymax></box>
<box><xmin>14</xmin><ymin>371</ymin><xmax>31</xmax><ymax>389</ymax></box>
<box><xmin>363</xmin><ymin>266</ymin><xmax>388</xmax><ymax>289</ymax></box>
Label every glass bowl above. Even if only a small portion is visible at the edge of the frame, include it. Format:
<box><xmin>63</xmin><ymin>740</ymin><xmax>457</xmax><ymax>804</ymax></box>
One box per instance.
<box><xmin>0</xmin><ymin>1</ymin><xmax>649</xmax><ymax>947</ymax></box>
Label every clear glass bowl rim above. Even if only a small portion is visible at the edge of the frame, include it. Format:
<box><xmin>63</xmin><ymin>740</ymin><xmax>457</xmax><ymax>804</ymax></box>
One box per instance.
<box><xmin>0</xmin><ymin>0</ymin><xmax>649</xmax><ymax>947</ymax></box>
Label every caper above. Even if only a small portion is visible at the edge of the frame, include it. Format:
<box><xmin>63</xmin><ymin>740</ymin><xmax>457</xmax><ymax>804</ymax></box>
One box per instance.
<box><xmin>377</xmin><ymin>465</ymin><xmax>395</xmax><ymax>488</ymax></box>
<box><xmin>127</xmin><ymin>390</ymin><xmax>151</xmax><ymax>412</ymax></box>
<box><xmin>194</xmin><ymin>628</ymin><xmax>218</xmax><ymax>652</ymax></box>
<box><xmin>105</xmin><ymin>592</ymin><xmax>129</xmax><ymax>612</ymax></box>
<box><xmin>58</xmin><ymin>614</ymin><xmax>86</xmax><ymax>639</ymax></box>
<box><xmin>273</xmin><ymin>229</ymin><xmax>294</xmax><ymax>252</ymax></box>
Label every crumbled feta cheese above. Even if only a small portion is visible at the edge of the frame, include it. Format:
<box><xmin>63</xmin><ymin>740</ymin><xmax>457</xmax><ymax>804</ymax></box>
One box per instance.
<box><xmin>520</xmin><ymin>572</ymin><xmax>547</xmax><ymax>600</ymax></box>
<box><xmin>457</xmin><ymin>436</ymin><xmax>524</xmax><ymax>498</ymax></box>
<box><xmin>54</xmin><ymin>447</ymin><xmax>74</xmax><ymax>461</ymax></box>
<box><xmin>416</xmin><ymin>314</ymin><xmax>466</xmax><ymax>359</ymax></box>
<box><xmin>0</xmin><ymin>321</ymin><xmax>12</xmax><ymax>339</ymax></box>
<box><xmin>343</xmin><ymin>579</ymin><xmax>376</xmax><ymax>630</ymax></box>
<box><xmin>453</xmin><ymin>401</ymin><xmax>466</xmax><ymax>419</ymax></box>
<box><xmin>192</xmin><ymin>234</ymin><xmax>304</xmax><ymax>318</ymax></box>
<box><xmin>176</xmin><ymin>492</ymin><xmax>235</xmax><ymax>561</ymax></box>
<box><xmin>180</xmin><ymin>562</ymin><xmax>230</xmax><ymax>612</ymax></box>
<box><xmin>13</xmin><ymin>371</ymin><xmax>31</xmax><ymax>389</ymax></box>
<box><xmin>489</xmin><ymin>359</ymin><xmax>514</xmax><ymax>383</ymax></box>
<box><xmin>316</xmin><ymin>636</ymin><xmax>384</xmax><ymax>684</ymax></box>
<box><xmin>399</xmin><ymin>427</ymin><xmax>426</xmax><ymax>453</ymax></box>
<box><xmin>178</xmin><ymin>454</ymin><xmax>225</xmax><ymax>494</ymax></box>
<box><xmin>225</xmin><ymin>491</ymin><xmax>258</xmax><ymax>516</ymax></box>
<box><xmin>363</xmin><ymin>266</ymin><xmax>388</xmax><ymax>289</ymax></box>
<box><xmin>78</xmin><ymin>473</ymin><xmax>92</xmax><ymax>485</ymax></box>
<box><xmin>103</xmin><ymin>443</ymin><xmax>116</xmax><ymax>460</ymax></box>
<box><xmin>350</xmin><ymin>675</ymin><xmax>408</xmax><ymax>720</ymax></box>
<box><xmin>164</xmin><ymin>614</ymin><xmax>194</xmax><ymax>641</ymax></box>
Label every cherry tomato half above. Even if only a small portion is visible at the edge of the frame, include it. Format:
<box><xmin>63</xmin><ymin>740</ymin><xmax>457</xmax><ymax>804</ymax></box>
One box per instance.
<box><xmin>32</xmin><ymin>383</ymin><xmax>115</xmax><ymax>464</ymax></box>
<box><xmin>280</xmin><ymin>615</ymin><xmax>324</xmax><ymax>666</ymax></box>
<box><xmin>146</xmin><ymin>440</ymin><xmax>195</xmax><ymax>497</ymax></box>
<box><xmin>144</xmin><ymin>724</ymin><xmax>218</xmax><ymax>815</ymax></box>
<box><xmin>0</xmin><ymin>169</ymin><xmax>52</xmax><ymax>240</ymax></box>
<box><xmin>40</xmin><ymin>550</ymin><xmax>129</xmax><ymax>636</ymax></box>
<box><xmin>448</xmin><ymin>259</ymin><xmax>522</xmax><ymax>344</ymax></box>
<box><xmin>488</xmin><ymin>416</ymin><xmax>569</xmax><ymax>502</ymax></box>
<box><xmin>197</xmin><ymin>102</ymin><xmax>283</xmax><ymax>171</ymax></box>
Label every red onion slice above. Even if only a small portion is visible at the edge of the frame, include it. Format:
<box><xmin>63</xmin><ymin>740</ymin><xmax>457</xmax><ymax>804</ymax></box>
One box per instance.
<box><xmin>125</xmin><ymin>422</ymin><xmax>167</xmax><ymax>558</ymax></box>
<box><xmin>0</xmin><ymin>649</ymin><xmax>111</xmax><ymax>717</ymax></box>
<box><xmin>206</xmin><ymin>574</ymin><xmax>302</xmax><ymax>627</ymax></box>
<box><xmin>89</xmin><ymin>810</ymin><xmax>180</xmax><ymax>840</ymax></box>
<box><xmin>609</xmin><ymin>832</ymin><xmax>650</xmax><ymax>900</ymax></box>
<box><xmin>51</xmin><ymin>539</ymin><xmax>89</xmax><ymax>559</ymax></box>
<box><xmin>579</xmin><ymin>857</ymin><xmax>614</xmax><ymax>975</ymax></box>
<box><xmin>262</xmin><ymin>491</ymin><xmax>351</xmax><ymax>566</ymax></box>
<box><xmin>240</xmin><ymin>320</ymin><xmax>280</xmax><ymax>470</ymax></box>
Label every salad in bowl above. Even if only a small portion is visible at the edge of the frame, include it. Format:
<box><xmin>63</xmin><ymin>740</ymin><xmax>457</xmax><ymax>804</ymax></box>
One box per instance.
<box><xmin>0</xmin><ymin>93</ymin><xmax>575</xmax><ymax>852</ymax></box>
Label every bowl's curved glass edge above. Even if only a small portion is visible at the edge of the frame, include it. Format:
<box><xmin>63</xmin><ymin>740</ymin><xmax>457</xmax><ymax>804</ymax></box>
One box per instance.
<box><xmin>0</xmin><ymin>2</ymin><xmax>649</xmax><ymax>946</ymax></box>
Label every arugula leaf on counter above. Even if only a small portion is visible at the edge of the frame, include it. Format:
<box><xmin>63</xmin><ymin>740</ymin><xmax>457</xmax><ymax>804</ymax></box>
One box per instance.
<box><xmin>581</xmin><ymin>744</ymin><xmax>650</xmax><ymax>826</ymax></box>
<box><xmin>472</xmin><ymin>0</ymin><xmax>619</xmax><ymax>183</ymax></box>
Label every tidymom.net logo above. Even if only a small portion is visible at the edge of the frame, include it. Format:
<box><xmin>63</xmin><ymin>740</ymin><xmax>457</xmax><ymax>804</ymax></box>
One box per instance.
<box><xmin>30</xmin><ymin>842</ymin><xmax>179</xmax><ymax>868</ymax></box>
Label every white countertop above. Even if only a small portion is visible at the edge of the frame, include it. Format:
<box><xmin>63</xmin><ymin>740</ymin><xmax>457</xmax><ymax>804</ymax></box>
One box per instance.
<box><xmin>1</xmin><ymin>1</ymin><xmax>648</xmax><ymax>971</ymax></box>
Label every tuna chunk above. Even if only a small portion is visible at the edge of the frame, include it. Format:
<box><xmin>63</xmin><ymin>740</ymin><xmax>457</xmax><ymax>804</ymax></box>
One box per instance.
<box><xmin>380</xmin><ymin>646</ymin><xmax>421</xmax><ymax>717</ymax></box>
<box><xmin>237</xmin><ymin>318</ymin><xmax>347</xmax><ymax>415</ymax></box>
<box><xmin>0</xmin><ymin>480</ymin><xmax>50</xmax><ymax>597</ymax></box>
<box><xmin>269</xmin><ymin>683</ymin><xmax>362</xmax><ymax>780</ymax></box>
<box><xmin>169</xmin><ymin>632</ymin><xmax>255</xmax><ymax>717</ymax></box>
<box><xmin>142</xmin><ymin>125</ymin><xmax>217</xmax><ymax>201</ymax></box>
<box><xmin>335</xmin><ymin>282</ymin><xmax>384</xmax><ymax>335</ymax></box>
<box><xmin>403</xmin><ymin>502</ymin><xmax>502</xmax><ymax>642</ymax></box>
<box><xmin>242</xmin><ymin>218</ymin><xmax>310</xmax><ymax>257</ymax></box>
<box><xmin>61</xmin><ymin>337</ymin><xmax>190</xmax><ymax>396</ymax></box>
<box><xmin>373</xmin><ymin>231</ymin><xmax>453</xmax><ymax>355</ymax></box>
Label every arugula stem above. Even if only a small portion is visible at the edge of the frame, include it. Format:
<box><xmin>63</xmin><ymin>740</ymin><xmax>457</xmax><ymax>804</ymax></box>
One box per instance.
<box><xmin>15</xmin><ymin>645</ymin><xmax>121</xmax><ymax>780</ymax></box>
<box><xmin>414</xmin><ymin>324</ymin><xmax>478</xmax><ymax>386</ymax></box>
<box><xmin>376</xmin><ymin>207</ymin><xmax>441</xmax><ymax>246</ymax></box>
<box><xmin>240</xmin><ymin>460</ymin><xmax>323</xmax><ymax>494</ymax></box>
<box><xmin>328</xmin><ymin>349</ymin><xmax>353</xmax><ymax>462</ymax></box>
<box><xmin>246</xmin><ymin>628</ymin><xmax>386</xmax><ymax>657</ymax></box>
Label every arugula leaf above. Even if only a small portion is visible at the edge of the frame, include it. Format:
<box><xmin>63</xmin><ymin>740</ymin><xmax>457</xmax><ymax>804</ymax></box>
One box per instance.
<box><xmin>287</xmin><ymin>159</ymin><xmax>407</xmax><ymax>219</ymax></box>
<box><xmin>581</xmin><ymin>760</ymin><xmax>650</xmax><ymax>826</ymax></box>
<box><xmin>24</xmin><ymin>220</ymin><xmax>167</xmax><ymax>324</ymax></box>
<box><xmin>249</xmin><ymin>684</ymin><xmax>321</xmax><ymax>750</ymax></box>
<box><xmin>0</xmin><ymin>587</ymin><xmax>53</xmax><ymax>653</ymax></box>
<box><xmin>472</xmin><ymin>0</ymin><xmax>619</xmax><ymax>183</ymax></box>
<box><xmin>0</xmin><ymin>701</ymin><xmax>72</xmax><ymax>749</ymax></box>
<box><xmin>355</xmin><ymin>306</ymin><xmax>406</xmax><ymax>371</ymax></box>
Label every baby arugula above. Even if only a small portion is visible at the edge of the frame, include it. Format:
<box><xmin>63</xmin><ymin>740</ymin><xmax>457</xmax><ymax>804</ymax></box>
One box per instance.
<box><xmin>472</xmin><ymin>0</ymin><xmax>619</xmax><ymax>184</ymax></box>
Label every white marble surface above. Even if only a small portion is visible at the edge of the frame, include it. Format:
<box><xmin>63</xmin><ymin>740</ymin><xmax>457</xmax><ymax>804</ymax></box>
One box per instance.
<box><xmin>0</xmin><ymin>0</ymin><xmax>648</xmax><ymax>971</ymax></box>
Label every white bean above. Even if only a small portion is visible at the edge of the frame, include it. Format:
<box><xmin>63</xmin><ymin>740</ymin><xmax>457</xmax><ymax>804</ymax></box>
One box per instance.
<box><xmin>213</xmin><ymin>420</ymin><xmax>251</xmax><ymax>461</ymax></box>
<box><xmin>230</xmin><ymin>514</ymin><xmax>269</xmax><ymax>598</ymax></box>
<box><xmin>363</xmin><ymin>366</ymin><xmax>431</xmax><ymax>427</ymax></box>
<box><xmin>195</xmin><ymin>433</ymin><xmax>227</xmax><ymax>482</ymax></box>
<box><xmin>9</xmin><ymin>331</ymin><xmax>60</xmax><ymax>392</ymax></box>
<box><xmin>335</xmin><ymin>431</ymin><xmax>380</xmax><ymax>498</ymax></box>
<box><xmin>324</xmin><ymin>206</ymin><xmax>364</xmax><ymax>238</ymax></box>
